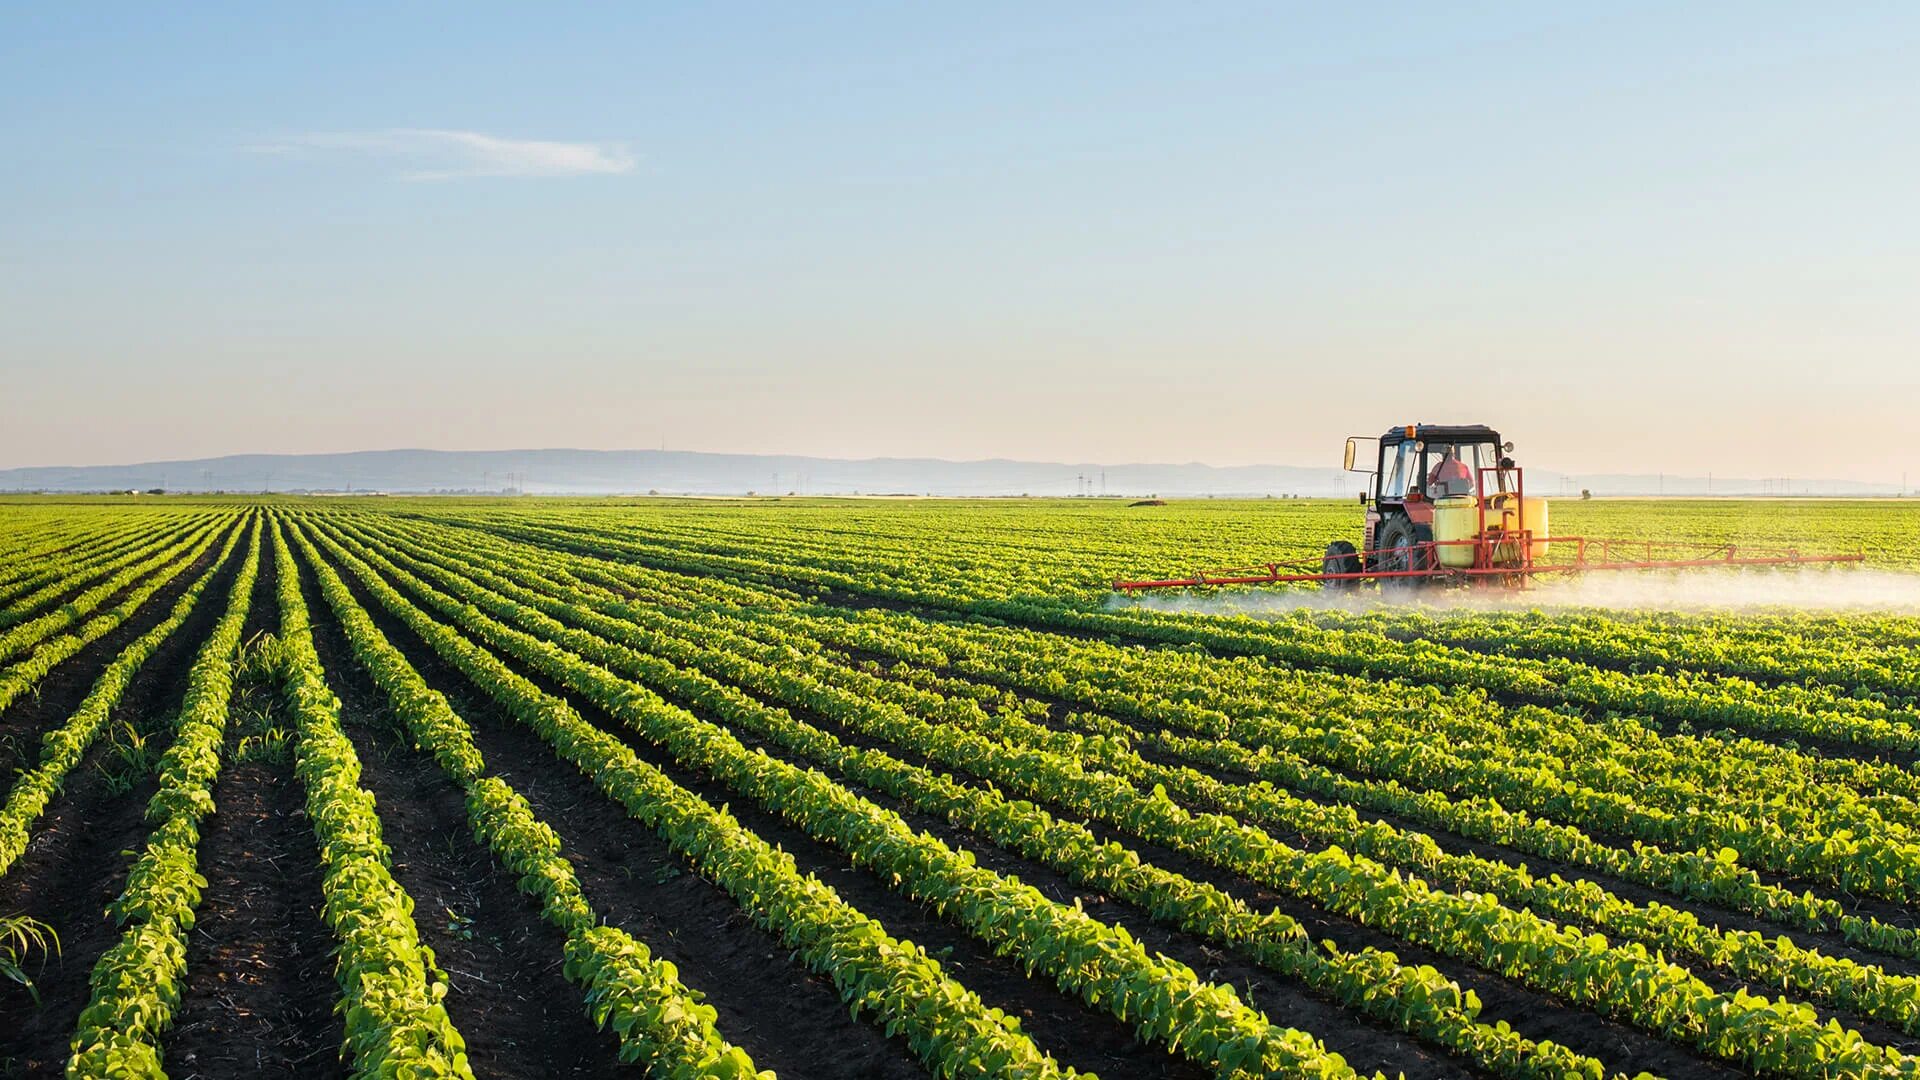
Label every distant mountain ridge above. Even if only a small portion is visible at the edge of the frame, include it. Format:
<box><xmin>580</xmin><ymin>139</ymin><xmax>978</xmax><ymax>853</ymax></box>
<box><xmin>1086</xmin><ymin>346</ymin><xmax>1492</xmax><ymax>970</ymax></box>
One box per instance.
<box><xmin>0</xmin><ymin>448</ymin><xmax>1904</xmax><ymax>497</ymax></box>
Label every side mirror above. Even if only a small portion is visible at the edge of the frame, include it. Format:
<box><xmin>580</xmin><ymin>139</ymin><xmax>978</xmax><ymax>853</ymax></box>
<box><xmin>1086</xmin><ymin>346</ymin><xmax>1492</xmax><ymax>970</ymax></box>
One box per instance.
<box><xmin>1343</xmin><ymin>438</ymin><xmax>1357</xmax><ymax>471</ymax></box>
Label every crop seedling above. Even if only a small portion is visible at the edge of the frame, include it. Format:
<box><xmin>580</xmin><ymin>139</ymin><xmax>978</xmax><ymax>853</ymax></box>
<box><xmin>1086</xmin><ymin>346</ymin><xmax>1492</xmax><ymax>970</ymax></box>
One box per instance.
<box><xmin>0</xmin><ymin>913</ymin><xmax>60</xmax><ymax>1005</ymax></box>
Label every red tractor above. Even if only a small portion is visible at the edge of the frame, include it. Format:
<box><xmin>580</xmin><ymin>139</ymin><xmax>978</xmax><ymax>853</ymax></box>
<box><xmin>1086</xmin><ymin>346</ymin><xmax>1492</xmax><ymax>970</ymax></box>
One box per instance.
<box><xmin>1115</xmin><ymin>422</ymin><xmax>1862</xmax><ymax>595</ymax></box>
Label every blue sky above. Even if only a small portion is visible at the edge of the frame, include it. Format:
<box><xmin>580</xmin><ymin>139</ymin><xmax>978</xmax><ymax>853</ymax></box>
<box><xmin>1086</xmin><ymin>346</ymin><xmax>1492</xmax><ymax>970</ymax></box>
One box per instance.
<box><xmin>3</xmin><ymin>3</ymin><xmax>1916</xmax><ymax>481</ymax></box>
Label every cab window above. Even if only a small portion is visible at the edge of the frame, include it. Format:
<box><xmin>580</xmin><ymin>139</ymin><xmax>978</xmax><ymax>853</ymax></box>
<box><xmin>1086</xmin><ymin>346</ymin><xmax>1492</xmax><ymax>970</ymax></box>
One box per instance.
<box><xmin>1379</xmin><ymin>442</ymin><xmax>1417</xmax><ymax>499</ymax></box>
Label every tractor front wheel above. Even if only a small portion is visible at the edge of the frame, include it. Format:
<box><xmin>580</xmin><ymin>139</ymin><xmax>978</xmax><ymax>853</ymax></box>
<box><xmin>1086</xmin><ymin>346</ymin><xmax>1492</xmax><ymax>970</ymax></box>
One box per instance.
<box><xmin>1322</xmin><ymin>540</ymin><xmax>1361</xmax><ymax>589</ymax></box>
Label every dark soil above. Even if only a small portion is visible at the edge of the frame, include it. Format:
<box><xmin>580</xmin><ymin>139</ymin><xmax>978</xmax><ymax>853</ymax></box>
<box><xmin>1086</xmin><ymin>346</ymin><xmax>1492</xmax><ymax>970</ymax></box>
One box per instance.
<box><xmin>384</xmin><ymin>556</ymin><xmax>1471</xmax><ymax>1077</ymax></box>
<box><xmin>404</xmin><ymin>522</ymin><xmax>1920</xmax><ymax>1065</ymax></box>
<box><xmin>358</xmin><ymin>521</ymin><xmax>1598</xmax><ymax>1077</ymax></box>
<box><xmin>665</xmin><ymin>685</ymin><xmax>1471</xmax><ymax>1079</ymax></box>
<box><xmin>837</xmin><ymin>620</ymin><xmax>1920</xmax><ymax>956</ymax></box>
<box><xmin>312</xmin><ymin>541</ymin><xmax>940</xmax><ymax>1077</ymax></box>
<box><xmin>0</xmin><ymin>531</ymin><xmax>248</xmax><ymax>1079</ymax></box>
<box><xmin>385</xmin><ymin>523</ymin><xmax>1795</xmax><ymax>1074</ymax></box>
<box><xmin>575</xmin><ymin>601</ymin><xmax>1735</xmax><ymax>1080</ymax></box>
<box><xmin>164</xmin><ymin>758</ymin><xmax>343</xmax><ymax>1078</ymax></box>
<box><xmin>681</xmin><ymin>641</ymin><xmax>1744</xmax><ymax>1079</ymax></box>
<box><xmin>0</xmin><ymin>522</ymin><xmax>240</xmax><ymax>778</ymax></box>
<box><xmin>0</xmin><ymin>525</ymin><xmax>209</xmax><ymax>637</ymax></box>
<box><xmin>300</xmin><ymin>560</ymin><xmax>624</xmax><ymax>1078</ymax></box>
<box><xmin>164</xmin><ymin>529</ymin><xmax>345</xmax><ymax>1077</ymax></box>
<box><xmin>1041</xmin><ymin>781</ymin><xmax>1747</xmax><ymax>1080</ymax></box>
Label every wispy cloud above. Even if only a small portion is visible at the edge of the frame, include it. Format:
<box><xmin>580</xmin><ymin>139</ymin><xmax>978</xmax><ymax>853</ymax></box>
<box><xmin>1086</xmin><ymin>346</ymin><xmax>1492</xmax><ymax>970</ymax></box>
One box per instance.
<box><xmin>251</xmin><ymin>128</ymin><xmax>636</xmax><ymax>180</ymax></box>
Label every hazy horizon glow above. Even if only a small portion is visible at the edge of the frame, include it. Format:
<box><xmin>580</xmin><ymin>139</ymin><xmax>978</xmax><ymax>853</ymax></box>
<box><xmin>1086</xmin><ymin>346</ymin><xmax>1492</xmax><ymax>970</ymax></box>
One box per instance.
<box><xmin>3</xmin><ymin>5</ymin><xmax>1917</xmax><ymax>482</ymax></box>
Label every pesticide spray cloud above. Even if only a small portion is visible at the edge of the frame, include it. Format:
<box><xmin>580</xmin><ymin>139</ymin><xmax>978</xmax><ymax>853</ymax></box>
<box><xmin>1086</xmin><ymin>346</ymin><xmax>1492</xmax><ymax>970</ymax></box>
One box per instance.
<box><xmin>1107</xmin><ymin>567</ymin><xmax>1920</xmax><ymax>616</ymax></box>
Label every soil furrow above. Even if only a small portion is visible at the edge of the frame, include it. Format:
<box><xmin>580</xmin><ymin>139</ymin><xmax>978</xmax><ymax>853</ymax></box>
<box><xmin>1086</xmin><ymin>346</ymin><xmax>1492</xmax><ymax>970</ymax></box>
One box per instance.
<box><xmin>320</xmin><ymin>545</ymin><xmax>937</xmax><ymax>1080</ymax></box>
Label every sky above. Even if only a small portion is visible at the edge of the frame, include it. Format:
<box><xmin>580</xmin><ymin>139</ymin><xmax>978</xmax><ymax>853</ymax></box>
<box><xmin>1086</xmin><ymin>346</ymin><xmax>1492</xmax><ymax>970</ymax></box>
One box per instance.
<box><xmin>3</xmin><ymin>3</ymin><xmax>1916</xmax><ymax>482</ymax></box>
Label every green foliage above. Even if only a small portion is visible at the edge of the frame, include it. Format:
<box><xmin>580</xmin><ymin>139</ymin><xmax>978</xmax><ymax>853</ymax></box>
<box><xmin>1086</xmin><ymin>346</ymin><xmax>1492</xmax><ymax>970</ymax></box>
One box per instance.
<box><xmin>0</xmin><ymin>912</ymin><xmax>60</xmax><ymax>1005</ymax></box>
<box><xmin>68</xmin><ymin>514</ymin><xmax>262</xmax><ymax>1077</ymax></box>
<box><xmin>9</xmin><ymin>494</ymin><xmax>1920</xmax><ymax>1080</ymax></box>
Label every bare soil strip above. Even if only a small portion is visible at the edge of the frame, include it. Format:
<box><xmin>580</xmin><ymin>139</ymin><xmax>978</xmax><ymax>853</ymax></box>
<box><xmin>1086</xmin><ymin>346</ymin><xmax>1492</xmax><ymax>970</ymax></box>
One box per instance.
<box><xmin>164</xmin><ymin>757</ymin><xmax>343</xmax><ymax>1077</ymax></box>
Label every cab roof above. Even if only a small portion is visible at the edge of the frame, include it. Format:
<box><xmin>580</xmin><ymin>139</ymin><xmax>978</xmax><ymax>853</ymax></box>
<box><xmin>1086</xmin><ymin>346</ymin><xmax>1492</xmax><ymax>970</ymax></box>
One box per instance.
<box><xmin>1381</xmin><ymin>423</ymin><xmax>1502</xmax><ymax>446</ymax></box>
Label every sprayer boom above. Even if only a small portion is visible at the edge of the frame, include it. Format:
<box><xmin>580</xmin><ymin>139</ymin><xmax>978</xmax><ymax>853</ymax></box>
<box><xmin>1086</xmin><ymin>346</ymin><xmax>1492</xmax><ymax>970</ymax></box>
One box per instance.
<box><xmin>1113</xmin><ymin>540</ymin><xmax>1865</xmax><ymax>592</ymax></box>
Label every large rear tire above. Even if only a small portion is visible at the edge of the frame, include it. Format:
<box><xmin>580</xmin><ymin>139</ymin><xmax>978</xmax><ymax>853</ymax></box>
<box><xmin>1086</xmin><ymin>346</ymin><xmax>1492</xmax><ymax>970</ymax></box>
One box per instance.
<box><xmin>1321</xmin><ymin>540</ymin><xmax>1361</xmax><ymax>590</ymax></box>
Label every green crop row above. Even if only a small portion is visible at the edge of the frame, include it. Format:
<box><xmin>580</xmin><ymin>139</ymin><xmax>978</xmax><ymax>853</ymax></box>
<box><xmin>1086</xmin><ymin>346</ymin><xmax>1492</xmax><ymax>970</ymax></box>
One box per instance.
<box><xmin>307</xmin><ymin>516</ymin><xmax>1365</xmax><ymax>1080</ymax></box>
<box><xmin>0</xmin><ymin>514</ymin><xmax>231</xmax><ymax>672</ymax></box>
<box><xmin>808</xmin><ymin>600</ymin><xmax>1920</xmax><ymax>909</ymax></box>
<box><xmin>269</xmin><ymin>518</ymin><xmax>477</xmax><ymax>1079</ymax></box>
<box><xmin>385</xmin><ymin>508</ymin><xmax>1920</xmax><ymax>964</ymax></box>
<box><xmin>67</xmin><ymin>514</ymin><xmax>262</xmax><ymax>1077</ymax></box>
<box><xmin>282</xmin><ymin>514</ymin><xmax>771</xmax><ymax>1078</ymax></box>
<box><xmin>0</xmin><ymin>514</ymin><xmax>193</xmax><ymax>612</ymax></box>
<box><xmin>0</xmin><ymin>523</ymin><xmax>243</xmax><ymax>879</ymax></box>
<box><xmin>0</xmin><ymin>516</ymin><xmax>207</xmax><ymax>628</ymax></box>
<box><xmin>338</xmin><ymin>513</ymin><xmax>1632</xmax><ymax>1080</ymax></box>
<box><xmin>313</xmin><ymin>515</ymin><xmax>1912</xmax><ymax>1080</ymax></box>
<box><xmin>288</xmin><ymin>518</ymin><xmax>1095</xmax><ymax>1080</ymax></box>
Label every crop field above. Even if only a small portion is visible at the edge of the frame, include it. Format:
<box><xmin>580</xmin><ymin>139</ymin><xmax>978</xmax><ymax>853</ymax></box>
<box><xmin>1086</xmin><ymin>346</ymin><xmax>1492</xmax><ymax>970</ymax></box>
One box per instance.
<box><xmin>5</xmin><ymin>496</ymin><xmax>1920</xmax><ymax>1080</ymax></box>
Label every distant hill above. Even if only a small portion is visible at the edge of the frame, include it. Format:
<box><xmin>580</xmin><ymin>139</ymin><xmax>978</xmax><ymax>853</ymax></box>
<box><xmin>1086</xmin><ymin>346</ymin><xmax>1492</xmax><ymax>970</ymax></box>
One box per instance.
<box><xmin>0</xmin><ymin>448</ymin><xmax>1903</xmax><ymax>497</ymax></box>
<box><xmin>0</xmin><ymin>448</ymin><xmax>1348</xmax><ymax>497</ymax></box>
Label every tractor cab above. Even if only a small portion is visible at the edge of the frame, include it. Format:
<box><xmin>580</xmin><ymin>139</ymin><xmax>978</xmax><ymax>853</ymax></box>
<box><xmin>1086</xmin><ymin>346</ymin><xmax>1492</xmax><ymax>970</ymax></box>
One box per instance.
<box><xmin>1361</xmin><ymin>424</ymin><xmax>1512</xmax><ymax>507</ymax></box>
<box><xmin>1335</xmin><ymin>423</ymin><xmax>1520</xmax><ymax>580</ymax></box>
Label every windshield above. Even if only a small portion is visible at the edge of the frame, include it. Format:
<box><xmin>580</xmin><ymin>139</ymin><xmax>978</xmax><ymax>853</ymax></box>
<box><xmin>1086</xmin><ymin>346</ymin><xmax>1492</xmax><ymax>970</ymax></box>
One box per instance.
<box><xmin>1421</xmin><ymin>442</ymin><xmax>1506</xmax><ymax>496</ymax></box>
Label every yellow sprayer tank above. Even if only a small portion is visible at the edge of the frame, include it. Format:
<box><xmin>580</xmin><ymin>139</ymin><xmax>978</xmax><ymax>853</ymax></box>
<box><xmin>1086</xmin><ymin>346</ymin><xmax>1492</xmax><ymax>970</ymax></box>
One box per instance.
<box><xmin>1431</xmin><ymin>497</ymin><xmax>1480</xmax><ymax>567</ymax></box>
<box><xmin>1432</xmin><ymin>494</ymin><xmax>1549</xmax><ymax>568</ymax></box>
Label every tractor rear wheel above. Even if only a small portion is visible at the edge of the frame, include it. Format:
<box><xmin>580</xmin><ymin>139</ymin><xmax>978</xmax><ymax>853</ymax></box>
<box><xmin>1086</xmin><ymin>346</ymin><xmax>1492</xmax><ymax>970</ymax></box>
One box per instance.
<box><xmin>1321</xmin><ymin>540</ymin><xmax>1360</xmax><ymax>589</ymax></box>
<box><xmin>1376</xmin><ymin>516</ymin><xmax>1425</xmax><ymax>594</ymax></box>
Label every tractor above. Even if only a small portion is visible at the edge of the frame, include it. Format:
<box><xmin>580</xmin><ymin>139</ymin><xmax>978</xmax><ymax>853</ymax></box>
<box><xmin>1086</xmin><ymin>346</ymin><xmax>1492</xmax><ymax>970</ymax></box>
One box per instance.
<box><xmin>1114</xmin><ymin>422</ymin><xmax>1861</xmax><ymax>594</ymax></box>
